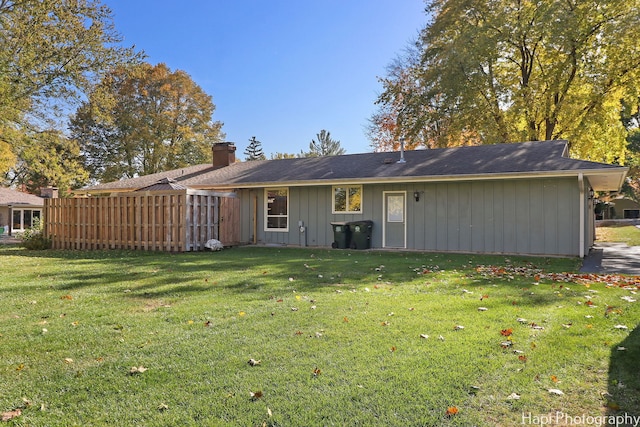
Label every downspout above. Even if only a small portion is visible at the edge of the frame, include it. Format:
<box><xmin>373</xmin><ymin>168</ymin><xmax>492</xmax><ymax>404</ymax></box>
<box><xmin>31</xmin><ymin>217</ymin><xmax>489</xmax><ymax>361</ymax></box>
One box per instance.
<box><xmin>578</xmin><ymin>173</ymin><xmax>585</xmax><ymax>258</ymax></box>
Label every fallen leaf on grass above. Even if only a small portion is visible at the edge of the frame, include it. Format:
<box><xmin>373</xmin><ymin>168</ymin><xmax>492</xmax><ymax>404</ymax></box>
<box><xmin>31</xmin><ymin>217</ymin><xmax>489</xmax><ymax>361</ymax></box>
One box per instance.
<box><xmin>617</xmin><ymin>347</ymin><xmax>627</xmax><ymax>351</ymax></box>
<box><xmin>1</xmin><ymin>409</ymin><xmax>21</xmax><ymax>421</ymax></box>
<box><xmin>248</xmin><ymin>359</ymin><xmax>261</xmax><ymax>366</ymax></box>
<box><xmin>313</xmin><ymin>367</ymin><xmax>321</xmax><ymax>377</ymax></box>
<box><xmin>506</xmin><ymin>393</ymin><xmax>521</xmax><ymax>400</ymax></box>
<box><xmin>478</xmin><ymin>307</ymin><xmax>488</xmax><ymax>311</ymax></box>
<box><xmin>60</xmin><ymin>295</ymin><xmax>73</xmax><ymax>300</ymax></box>
<box><xmin>250</xmin><ymin>390</ymin><xmax>263</xmax><ymax>400</ymax></box>
<box><xmin>500</xmin><ymin>341</ymin><xmax>513</xmax><ymax>348</ymax></box>
<box><xmin>548</xmin><ymin>389</ymin><xmax>564</xmax><ymax>395</ymax></box>
<box><xmin>518</xmin><ymin>355</ymin><xmax>527</xmax><ymax>362</ymax></box>
<box><xmin>614</xmin><ymin>324</ymin><xmax>628</xmax><ymax>330</ymax></box>
<box><xmin>64</xmin><ymin>358</ymin><xmax>74</xmax><ymax>364</ymax></box>
<box><xmin>381</xmin><ymin>321</ymin><xmax>391</xmax><ymax>326</ymax></box>
<box><xmin>129</xmin><ymin>366</ymin><xmax>148</xmax><ymax>375</ymax></box>
<box><xmin>500</xmin><ymin>328</ymin><xmax>513</xmax><ymax>337</ymax></box>
<box><xmin>420</xmin><ymin>334</ymin><xmax>429</xmax><ymax>339</ymax></box>
<box><xmin>390</xmin><ymin>346</ymin><xmax>396</xmax><ymax>352</ymax></box>
<box><xmin>551</xmin><ymin>375</ymin><xmax>559</xmax><ymax>383</ymax></box>
<box><xmin>445</xmin><ymin>406</ymin><xmax>459</xmax><ymax>417</ymax></box>
<box><xmin>454</xmin><ymin>325</ymin><xmax>464</xmax><ymax>330</ymax></box>
<box><xmin>158</xmin><ymin>403</ymin><xmax>169</xmax><ymax>411</ymax></box>
<box><xmin>516</xmin><ymin>318</ymin><xmax>528</xmax><ymax>323</ymax></box>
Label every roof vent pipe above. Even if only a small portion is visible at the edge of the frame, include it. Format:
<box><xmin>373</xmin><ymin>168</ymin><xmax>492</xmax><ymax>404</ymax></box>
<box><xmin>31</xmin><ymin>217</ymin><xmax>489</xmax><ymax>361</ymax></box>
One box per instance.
<box><xmin>397</xmin><ymin>137</ymin><xmax>406</xmax><ymax>164</ymax></box>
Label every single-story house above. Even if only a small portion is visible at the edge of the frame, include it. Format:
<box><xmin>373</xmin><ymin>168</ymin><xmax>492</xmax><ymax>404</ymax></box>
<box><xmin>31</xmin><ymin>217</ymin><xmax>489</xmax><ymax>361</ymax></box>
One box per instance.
<box><xmin>595</xmin><ymin>196</ymin><xmax>640</xmax><ymax>220</ymax></box>
<box><xmin>0</xmin><ymin>187</ymin><xmax>48</xmax><ymax>235</ymax></box>
<box><xmin>76</xmin><ymin>140</ymin><xmax>627</xmax><ymax>257</ymax></box>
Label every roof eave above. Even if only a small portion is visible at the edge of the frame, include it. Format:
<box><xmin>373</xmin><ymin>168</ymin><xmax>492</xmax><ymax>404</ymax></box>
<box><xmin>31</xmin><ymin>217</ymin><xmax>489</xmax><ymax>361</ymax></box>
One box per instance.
<box><xmin>187</xmin><ymin>168</ymin><xmax>629</xmax><ymax>191</ymax></box>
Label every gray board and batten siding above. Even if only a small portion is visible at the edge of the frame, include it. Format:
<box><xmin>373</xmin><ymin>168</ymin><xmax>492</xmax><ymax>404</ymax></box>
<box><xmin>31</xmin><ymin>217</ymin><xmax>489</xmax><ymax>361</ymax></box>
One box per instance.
<box><xmin>238</xmin><ymin>176</ymin><xmax>588</xmax><ymax>257</ymax></box>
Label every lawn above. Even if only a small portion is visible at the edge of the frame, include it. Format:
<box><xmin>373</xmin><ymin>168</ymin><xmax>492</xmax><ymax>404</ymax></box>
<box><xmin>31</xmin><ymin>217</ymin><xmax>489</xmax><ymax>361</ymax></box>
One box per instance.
<box><xmin>597</xmin><ymin>225</ymin><xmax>640</xmax><ymax>246</ymax></box>
<box><xmin>1</xmin><ymin>245</ymin><xmax>638</xmax><ymax>426</ymax></box>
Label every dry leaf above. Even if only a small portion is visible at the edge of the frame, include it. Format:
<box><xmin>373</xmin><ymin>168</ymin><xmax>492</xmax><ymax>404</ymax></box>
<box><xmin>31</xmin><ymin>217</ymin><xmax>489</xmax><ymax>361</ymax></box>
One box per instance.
<box><xmin>516</xmin><ymin>318</ymin><xmax>528</xmax><ymax>323</ymax></box>
<box><xmin>500</xmin><ymin>328</ymin><xmax>513</xmax><ymax>336</ymax></box>
<box><xmin>548</xmin><ymin>388</ymin><xmax>564</xmax><ymax>395</ymax></box>
<box><xmin>454</xmin><ymin>325</ymin><xmax>464</xmax><ymax>330</ymax></box>
<box><xmin>390</xmin><ymin>346</ymin><xmax>396</xmax><ymax>352</ymax></box>
<box><xmin>129</xmin><ymin>366</ymin><xmax>148</xmax><ymax>375</ymax></box>
<box><xmin>478</xmin><ymin>307</ymin><xmax>488</xmax><ymax>311</ymax></box>
<box><xmin>248</xmin><ymin>359</ymin><xmax>261</xmax><ymax>366</ymax></box>
<box><xmin>445</xmin><ymin>406</ymin><xmax>459</xmax><ymax>416</ymax></box>
<box><xmin>313</xmin><ymin>367</ymin><xmax>321</xmax><ymax>377</ymax></box>
<box><xmin>64</xmin><ymin>358</ymin><xmax>74</xmax><ymax>364</ymax></box>
<box><xmin>420</xmin><ymin>334</ymin><xmax>429</xmax><ymax>339</ymax></box>
<box><xmin>1</xmin><ymin>409</ymin><xmax>21</xmax><ymax>422</ymax></box>
<box><xmin>381</xmin><ymin>321</ymin><xmax>390</xmax><ymax>326</ymax></box>
<box><xmin>250</xmin><ymin>390</ymin><xmax>263</xmax><ymax>400</ymax></box>
<box><xmin>506</xmin><ymin>393</ymin><xmax>521</xmax><ymax>400</ymax></box>
<box><xmin>551</xmin><ymin>375</ymin><xmax>559</xmax><ymax>383</ymax></box>
<box><xmin>518</xmin><ymin>355</ymin><xmax>527</xmax><ymax>362</ymax></box>
<box><xmin>614</xmin><ymin>324</ymin><xmax>628</xmax><ymax>330</ymax></box>
<box><xmin>60</xmin><ymin>295</ymin><xmax>73</xmax><ymax>300</ymax></box>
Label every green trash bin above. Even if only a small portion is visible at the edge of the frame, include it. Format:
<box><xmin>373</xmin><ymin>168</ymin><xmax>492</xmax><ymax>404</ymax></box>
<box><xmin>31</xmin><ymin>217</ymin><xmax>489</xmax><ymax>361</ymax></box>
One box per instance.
<box><xmin>330</xmin><ymin>222</ymin><xmax>351</xmax><ymax>249</ymax></box>
<box><xmin>348</xmin><ymin>220</ymin><xmax>373</xmax><ymax>249</ymax></box>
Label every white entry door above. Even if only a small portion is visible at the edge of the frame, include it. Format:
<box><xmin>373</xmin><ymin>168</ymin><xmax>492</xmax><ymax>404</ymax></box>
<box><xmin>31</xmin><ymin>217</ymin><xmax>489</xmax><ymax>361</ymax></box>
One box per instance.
<box><xmin>383</xmin><ymin>191</ymin><xmax>406</xmax><ymax>248</ymax></box>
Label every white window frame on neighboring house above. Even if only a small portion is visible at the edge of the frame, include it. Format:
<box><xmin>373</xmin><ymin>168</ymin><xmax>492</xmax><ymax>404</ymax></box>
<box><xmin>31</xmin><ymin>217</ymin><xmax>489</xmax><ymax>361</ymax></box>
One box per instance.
<box><xmin>11</xmin><ymin>208</ymin><xmax>42</xmax><ymax>231</ymax></box>
<box><xmin>264</xmin><ymin>188</ymin><xmax>289</xmax><ymax>232</ymax></box>
<box><xmin>332</xmin><ymin>185</ymin><xmax>363</xmax><ymax>214</ymax></box>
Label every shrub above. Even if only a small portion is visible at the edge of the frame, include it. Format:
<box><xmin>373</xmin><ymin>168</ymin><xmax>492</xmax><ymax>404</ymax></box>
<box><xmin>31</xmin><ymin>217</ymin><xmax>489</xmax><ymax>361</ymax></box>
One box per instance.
<box><xmin>20</xmin><ymin>217</ymin><xmax>52</xmax><ymax>250</ymax></box>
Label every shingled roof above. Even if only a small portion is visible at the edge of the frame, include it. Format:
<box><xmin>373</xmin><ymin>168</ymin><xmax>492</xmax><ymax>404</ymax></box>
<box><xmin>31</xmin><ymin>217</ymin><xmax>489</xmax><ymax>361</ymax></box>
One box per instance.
<box><xmin>79</xmin><ymin>140</ymin><xmax>628</xmax><ymax>194</ymax></box>
<box><xmin>0</xmin><ymin>187</ymin><xmax>44</xmax><ymax>206</ymax></box>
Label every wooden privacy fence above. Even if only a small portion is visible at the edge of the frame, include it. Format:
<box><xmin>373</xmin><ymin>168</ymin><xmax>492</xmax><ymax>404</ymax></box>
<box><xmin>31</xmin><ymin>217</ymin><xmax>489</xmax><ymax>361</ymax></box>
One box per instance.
<box><xmin>44</xmin><ymin>190</ymin><xmax>240</xmax><ymax>251</ymax></box>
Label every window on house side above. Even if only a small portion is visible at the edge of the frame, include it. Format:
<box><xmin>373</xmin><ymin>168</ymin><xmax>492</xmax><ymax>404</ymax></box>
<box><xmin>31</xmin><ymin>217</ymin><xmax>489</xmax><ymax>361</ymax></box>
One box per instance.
<box><xmin>265</xmin><ymin>188</ymin><xmax>288</xmax><ymax>231</ymax></box>
<box><xmin>333</xmin><ymin>185</ymin><xmax>362</xmax><ymax>214</ymax></box>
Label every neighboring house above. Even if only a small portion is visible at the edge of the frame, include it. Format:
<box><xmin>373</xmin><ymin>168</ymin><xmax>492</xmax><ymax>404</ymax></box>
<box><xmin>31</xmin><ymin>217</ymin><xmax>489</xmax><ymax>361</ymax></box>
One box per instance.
<box><xmin>596</xmin><ymin>197</ymin><xmax>640</xmax><ymax>220</ymax></box>
<box><xmin>77</xmin><ymin>140</ymin><xmax>627</xmax><ymax>257</ymax></box>
<box><xmin>0</xmin><ymin>187</ymin><xmax>48</xmax><ymax>235</ymax></box>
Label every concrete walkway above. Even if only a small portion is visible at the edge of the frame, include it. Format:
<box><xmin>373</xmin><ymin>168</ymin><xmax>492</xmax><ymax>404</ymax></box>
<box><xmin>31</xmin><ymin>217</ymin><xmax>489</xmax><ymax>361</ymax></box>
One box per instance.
<box><xmin>580</xmin><ymin>242</ymin><xmax>640</xmax><ymax>275</ymax></box>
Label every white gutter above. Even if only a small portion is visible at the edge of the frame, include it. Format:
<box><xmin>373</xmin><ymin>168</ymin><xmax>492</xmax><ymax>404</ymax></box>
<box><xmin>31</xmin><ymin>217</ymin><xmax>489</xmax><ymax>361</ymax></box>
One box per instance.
<box><xmin>189</xmin><ymin>168</ymin><xmax>628</xmax><ymax>191</ymax></box>
<box><xmin>578</xmin><ymin>173</ymin><xmax>585</xmax><ymax>258</ymax></box>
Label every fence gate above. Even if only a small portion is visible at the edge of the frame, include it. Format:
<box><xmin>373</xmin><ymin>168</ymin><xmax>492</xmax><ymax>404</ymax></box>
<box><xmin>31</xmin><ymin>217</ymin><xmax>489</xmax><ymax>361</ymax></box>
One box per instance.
<box><xmin>44</xmin><ymin>190</ymin><xmax>240</xmax><ymax>251</ymax></box>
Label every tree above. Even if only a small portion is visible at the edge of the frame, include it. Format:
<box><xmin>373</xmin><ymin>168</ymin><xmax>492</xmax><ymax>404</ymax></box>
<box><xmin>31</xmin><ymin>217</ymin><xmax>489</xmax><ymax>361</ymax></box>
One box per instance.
<box><xmin>370</xmin><ymin>0</ymin><xmax>640</xmax><ymax>162</ymax></box>
<box><xmin>244</xmin><ymin>136</ymin><xmax>266</xmax><ymax>161</ymax></box>
<box><xmin>304</xmin><ymin>130</ymin><xmax>345</xmax><ymax>157</ymax></box>
<box><xmin>10</xmin><ymin>130</ymin><xmax>88</xmax><ymax>195</ymax></box>
<box><xmin>270</xmin><ymin>152</ymin><xmax>298</xmax><ymax>160</ymax></box>
<box><xmin>0</xmin><ymin>0</ymin><xmax>140</xmax><ymax>166</ymax></box>
<box><xmin>70</xmin><ymin>63</ymin><xmax>224</xmax><ymax>182</ymax></box>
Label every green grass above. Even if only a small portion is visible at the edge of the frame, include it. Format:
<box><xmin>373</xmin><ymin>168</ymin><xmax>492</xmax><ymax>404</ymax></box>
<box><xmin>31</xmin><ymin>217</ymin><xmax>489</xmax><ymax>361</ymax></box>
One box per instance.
<box><xmin>597</xmin><ymin>225</ymin><xmax>640</xmax><ymax>246</ymax></box>
<box><xmin>1</xmin><ymin>246</ymin><xmax>638</xmax><ymax>426</ymax></box>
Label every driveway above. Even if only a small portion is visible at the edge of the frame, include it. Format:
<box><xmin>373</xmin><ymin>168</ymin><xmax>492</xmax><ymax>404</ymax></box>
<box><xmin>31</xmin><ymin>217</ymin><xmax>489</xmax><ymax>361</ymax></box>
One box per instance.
<box><xmin>581</xmin><ymin>242</ymin><xmax>640</xmax><ymax>275</ymax></box>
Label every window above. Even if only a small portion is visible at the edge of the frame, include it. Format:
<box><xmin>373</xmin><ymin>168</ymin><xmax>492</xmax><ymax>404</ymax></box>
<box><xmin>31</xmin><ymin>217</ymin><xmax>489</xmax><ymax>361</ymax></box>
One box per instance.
<box><xmin>11</xmin><ymin>209</ymin><xmax>42</xmax><ymax>231</ymax></box>
<box><xmin>265</xmin><ymin>188</ymin><xmax>288</xmax><ymax>231</ymax></box>
<box><xmin>333</xmin><ymin>185</ymin><xmax>362</xmax><ymax>214</ymax></box>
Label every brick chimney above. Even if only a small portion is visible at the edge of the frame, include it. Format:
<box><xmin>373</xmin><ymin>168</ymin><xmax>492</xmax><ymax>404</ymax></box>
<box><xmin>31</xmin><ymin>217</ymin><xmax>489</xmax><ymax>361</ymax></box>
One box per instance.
<box><xmin>40</xmin><ymin>186</ymin><xmax>59</xmax><ymax>199</ymax></box>
<box><xmin>212</xmin><ymin>142</ymin><xmax>236</xmax><ymax>168</ymax></box>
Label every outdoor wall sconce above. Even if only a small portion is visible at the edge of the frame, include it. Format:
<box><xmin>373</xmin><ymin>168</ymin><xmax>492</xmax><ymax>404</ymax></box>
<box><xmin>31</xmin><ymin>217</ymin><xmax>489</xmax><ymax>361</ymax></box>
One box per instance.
<box><xmin>414</xmin><ymin>191</ymin><xmax>420</xmax><ymax>202</ymax></box>
<box><xmin>588</xmin><ymin>188</ymin><xmax>595</xmax><ymax>199</ymax></box>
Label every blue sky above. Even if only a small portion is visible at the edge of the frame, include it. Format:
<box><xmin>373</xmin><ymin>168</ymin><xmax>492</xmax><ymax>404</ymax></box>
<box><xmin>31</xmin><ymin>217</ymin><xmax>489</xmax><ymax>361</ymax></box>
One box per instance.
<box><xmin>105</xmin><ymin>1</ymin><xmax>426</xmax><ymax>158</ymax></box>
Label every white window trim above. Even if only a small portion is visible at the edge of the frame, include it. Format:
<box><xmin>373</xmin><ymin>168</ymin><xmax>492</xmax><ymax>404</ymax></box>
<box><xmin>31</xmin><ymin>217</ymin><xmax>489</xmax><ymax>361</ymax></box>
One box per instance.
<box><xmin>332</xmin><ymin>185</ymin><xmax>363</xmax><ymax>214</ymax></box>
<box><xmin>264</xmin><ymin>187</ymin><xmax>289</xmax><ymax>232</ymax></box>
